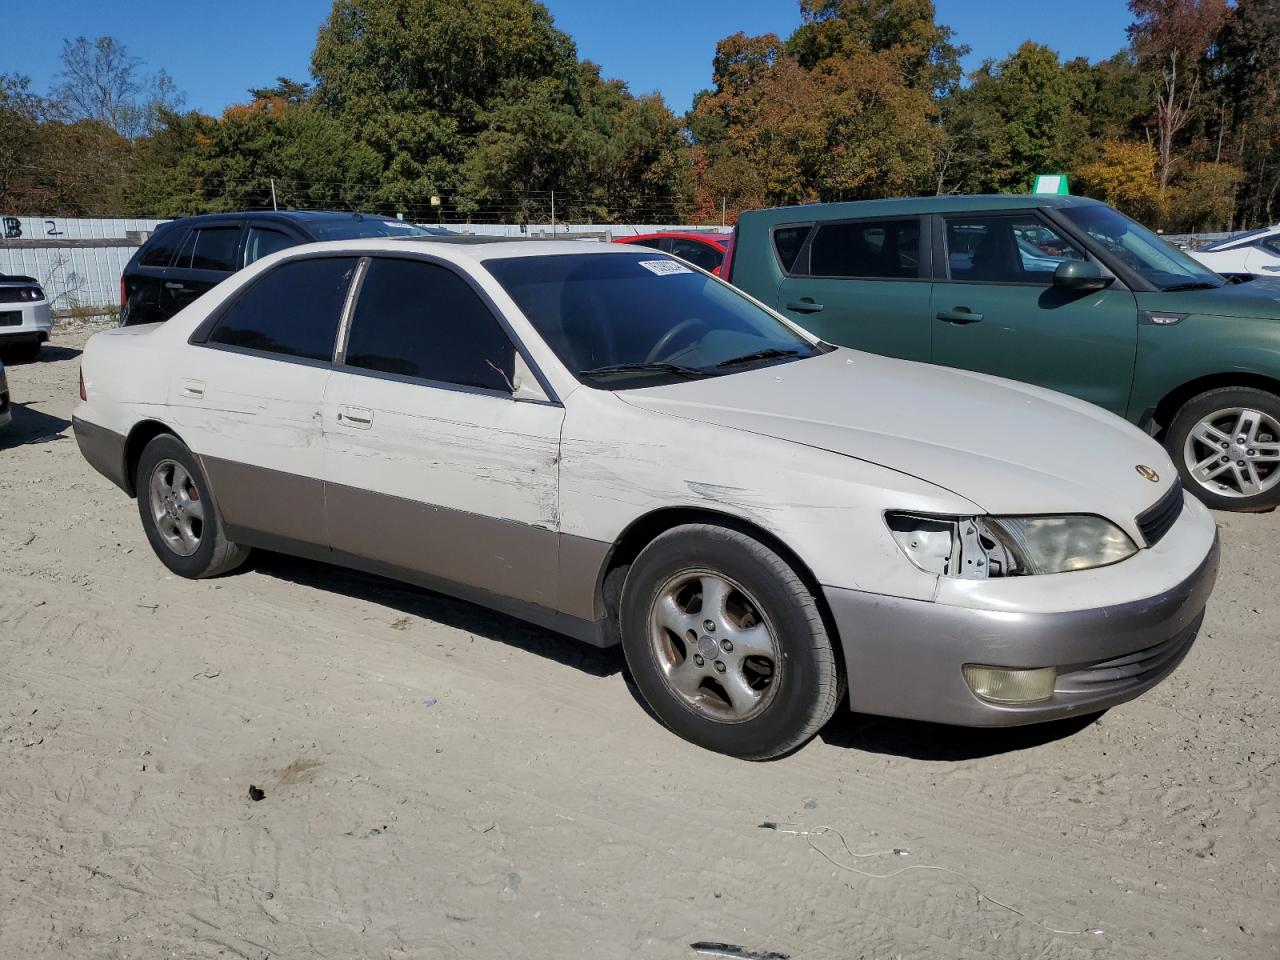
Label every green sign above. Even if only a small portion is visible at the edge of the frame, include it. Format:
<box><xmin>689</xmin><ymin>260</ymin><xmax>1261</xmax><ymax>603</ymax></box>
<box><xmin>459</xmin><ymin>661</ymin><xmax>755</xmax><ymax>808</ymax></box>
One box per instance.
<box><xmin>1032</xmin><ymin>173</ymin><xmax>1070</xmax><ymax>195</ymax></box>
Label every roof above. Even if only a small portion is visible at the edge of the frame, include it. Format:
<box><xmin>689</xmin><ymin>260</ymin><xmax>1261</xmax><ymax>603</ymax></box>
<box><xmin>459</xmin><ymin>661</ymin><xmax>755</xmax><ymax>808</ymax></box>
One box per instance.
<box><xmin>617</xmin><ymin>231</ymin><xmax>732</xmax><ymax>244</ymax></box>
<box><xmin>740</xmin><ymin>193</ymin><xmax>1105</xmax><ymax>224</ymax></box>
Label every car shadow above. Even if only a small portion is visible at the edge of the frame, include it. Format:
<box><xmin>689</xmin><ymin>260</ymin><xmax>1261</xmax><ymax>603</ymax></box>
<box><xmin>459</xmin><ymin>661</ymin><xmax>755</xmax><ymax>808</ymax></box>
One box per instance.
<box><xmin>0</xmin><ymin>344</ymin><xmax>82</xmax><ymax>364</ymax></box>
<box><xmin>818</xmin><ymin>709</ymin><xmax>1103</xmax><ymax>761</ymax></box>
<box><xmin>247</xmin><ymin>550</ymin><xmax>625</xmax><ymax>679</ymax></box>
<box><xmin>0</xmin><ymin>403</ymin><xmax>72</xmax><ymax>450</ymax></box>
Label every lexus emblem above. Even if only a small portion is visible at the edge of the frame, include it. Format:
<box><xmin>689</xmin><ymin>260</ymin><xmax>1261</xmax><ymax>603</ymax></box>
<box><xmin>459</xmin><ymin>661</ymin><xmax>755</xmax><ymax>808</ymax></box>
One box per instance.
<box><xmin>1135</xmin><ymin>464</ymin><xmax>1160</xmax><ymax>482</ymax></box>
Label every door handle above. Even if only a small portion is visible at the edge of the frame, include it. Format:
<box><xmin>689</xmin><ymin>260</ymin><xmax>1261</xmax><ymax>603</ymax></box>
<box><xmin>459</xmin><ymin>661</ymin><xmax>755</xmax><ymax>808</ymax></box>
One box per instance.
<box><xmin>786</xmin><ymin>300</ymin><xmax>825</xmax><ymax>314</ymax></box>
<box><xmin>936</xmin><ymin>308</ymin><xmax>983</xmax><ymax>325</ymax></box>
<box><xmin>337</xmin><ymin>405</ymin><xmax>374</xmax><ymax>429</ymax></box>
<box><xmin>164</xmin><ymin>282</ymin><xmax>187</xmax><ymax>291</ymax></box>
<box><xmin>179</xmin><ymin>378</ymin><xmax>205</xmax><ymax>399</ymax></box>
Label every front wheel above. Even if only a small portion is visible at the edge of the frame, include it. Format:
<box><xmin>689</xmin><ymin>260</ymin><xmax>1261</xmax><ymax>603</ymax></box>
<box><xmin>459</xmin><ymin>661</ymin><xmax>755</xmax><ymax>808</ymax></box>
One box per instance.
<box><xmin>1167</xmin><ymin>386</ymin><xmax>1280</xmax><ymax>512</ymax></box>
<box><xmin>135</xmin><ymin>433</ymin><xmax>250</xmax><ymax>577</ymax></box>
<box><xmin>619</xmin><ymin>524</ymin><xmax>842</xmax><ymax>760</ymax></box>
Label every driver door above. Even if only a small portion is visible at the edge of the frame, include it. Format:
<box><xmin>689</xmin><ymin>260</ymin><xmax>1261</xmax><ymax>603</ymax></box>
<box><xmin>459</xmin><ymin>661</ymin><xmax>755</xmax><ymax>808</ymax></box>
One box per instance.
<box><xmin>322</xmin><ymin>256</ymin><xmax>565</xmax><ymax>608</ymax></box>
<box><xmin>929</xmin><ymin>212</ymin><xmax>1140</xmax><ymax>417</ymax></box>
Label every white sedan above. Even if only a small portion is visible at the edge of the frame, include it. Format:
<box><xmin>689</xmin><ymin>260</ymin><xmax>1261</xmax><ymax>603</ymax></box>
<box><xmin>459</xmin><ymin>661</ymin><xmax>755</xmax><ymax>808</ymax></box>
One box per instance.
<box><xmin>73</xmin><ymin>239</ymin><xmax>1219</xmax><ymax>759</ymax></box>
<box><xmin>0</xmin><ymin>273</ymin><xmax>52</xmax><ymax>361</ymax></box>
<box><xmin>1189</xmin><ymin>224</ymin><xmax>1280</xmax><ymax>277</ymax></box>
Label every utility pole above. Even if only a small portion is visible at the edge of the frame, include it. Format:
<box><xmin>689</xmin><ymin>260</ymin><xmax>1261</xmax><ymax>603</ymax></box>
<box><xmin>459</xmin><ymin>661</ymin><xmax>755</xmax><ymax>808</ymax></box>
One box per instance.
<box><xmin>721</xmin><ymin>196</ymin><xmax>726</xmax><ymax>228</ymax></box>
<box><xmin>270</xmin><ymin>178</ymin><xmax>278</xmax><ymax>211</ymax></box>
<box><xmin>550</xmin><ymin>190</ymin><xmax>556</xmax><ymax>233</ymax></box>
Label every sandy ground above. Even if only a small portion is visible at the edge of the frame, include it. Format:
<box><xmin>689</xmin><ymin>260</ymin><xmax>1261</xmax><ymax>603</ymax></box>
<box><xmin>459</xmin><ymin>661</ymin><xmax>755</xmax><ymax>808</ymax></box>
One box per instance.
<box><xmin>1</xmin><ymin>327</ymin><xmax>1277</xmax><ymax>960</ymax></box>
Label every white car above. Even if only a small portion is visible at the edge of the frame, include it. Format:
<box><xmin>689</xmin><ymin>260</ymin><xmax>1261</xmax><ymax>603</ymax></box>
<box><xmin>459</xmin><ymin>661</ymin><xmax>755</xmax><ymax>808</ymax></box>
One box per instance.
<box><xmin>0</xmin><ymin>357</ymin><xmax>10</xmax><ymax>430</ymax></box>
<box><xmin>72</xmin><ymin>239</ymin><xmax>1220</xmax><ymax>759</ymax></box>
<box><xmin>0</xmin><ymin>273</ymin><xmax>52</xmax><ymax>361</ymax></box>
<box><xmin>1189</xmin><ymin>224</ymin><xmax>1280</xmax><ymax>277</ymax></box>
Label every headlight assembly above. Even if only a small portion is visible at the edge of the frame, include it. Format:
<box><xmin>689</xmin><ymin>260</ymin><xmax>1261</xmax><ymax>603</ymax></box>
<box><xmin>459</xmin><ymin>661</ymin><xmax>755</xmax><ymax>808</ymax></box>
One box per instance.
<box><xmin>886</xmin><ymin>512</ymin><xmax>1138</xmax><ymax>578</ymax></box>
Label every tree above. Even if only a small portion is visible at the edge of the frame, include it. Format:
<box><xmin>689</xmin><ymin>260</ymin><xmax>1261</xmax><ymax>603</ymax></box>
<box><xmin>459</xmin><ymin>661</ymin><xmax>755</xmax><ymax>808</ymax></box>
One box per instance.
<box><xmin>1128</xmin><ymin>0</ymin><xmax>1228</xmax><ymax>189</ymax></box>
<box><xmin>1076</xmin><ymin>139</ymin><xmax>1161</xmax><ymax>221</ymax></box>
<box><xmin>53</xmin><ymin>35</ymin><xmax>184</xmax><ymax>139</ymax></box>
<box><xmin>940</xmin><ymin>43</ymin><xmax>1084</xmax><ymax>194</ymax></box>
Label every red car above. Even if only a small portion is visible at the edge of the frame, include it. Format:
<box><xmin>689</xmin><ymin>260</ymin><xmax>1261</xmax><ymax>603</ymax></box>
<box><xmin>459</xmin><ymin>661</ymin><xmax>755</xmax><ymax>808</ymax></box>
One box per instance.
<box><xmin>613</xmin><ymin>231</ymin><xmax>733</xmax><ymax>275</ymax></box>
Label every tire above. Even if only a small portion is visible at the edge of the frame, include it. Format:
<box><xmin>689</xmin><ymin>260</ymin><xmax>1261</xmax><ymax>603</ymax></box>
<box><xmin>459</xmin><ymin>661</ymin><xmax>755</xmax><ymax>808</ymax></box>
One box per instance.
<box><xmin>1166</xmin><ymin>386</ymin><xmax>1280</xmax><ymax>512</ymax></box>
<box><xmin>619</xmin><ymin>523</ymin><xmax>842</xmax><ymax>760</ymax></box>
<box><xmin>1</xmin><ymin>340</ymin><xmax>40</xmax><ymax>363</ymax></box>
<box><xmin>135</xmin><ymin>433</ymin><xmax>250</xmax><ymax>577</ymax></box>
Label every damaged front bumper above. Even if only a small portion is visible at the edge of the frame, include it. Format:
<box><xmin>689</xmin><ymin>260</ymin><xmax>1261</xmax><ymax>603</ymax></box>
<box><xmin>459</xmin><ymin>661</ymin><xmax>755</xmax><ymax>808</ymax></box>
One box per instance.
<box><xmin>825</xmin><ymin>496</ymin><xmax>1220</xmax><ymax>727</ymax></box>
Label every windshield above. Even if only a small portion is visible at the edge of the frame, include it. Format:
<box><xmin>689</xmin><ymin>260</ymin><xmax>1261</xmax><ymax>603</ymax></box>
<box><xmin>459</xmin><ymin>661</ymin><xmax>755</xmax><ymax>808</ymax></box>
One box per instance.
<box><xmin>486</xmin><ymin>252</ymin><xmax>820</xmax><ymax>387</ymax></box>
<box><xmin>1204</xmin><ymin>227</ymin><xmax>1271</xmax><ymax>251</ymax></box>
<box><xmin>1059</xmin><ymin>205</ymin><xmax>1225</xmax><ymax>291</ymax></box>
<box><xmin>307</xmin><ymin>218</ymin><xmax>451</xmax><ymax>241</ymax></box>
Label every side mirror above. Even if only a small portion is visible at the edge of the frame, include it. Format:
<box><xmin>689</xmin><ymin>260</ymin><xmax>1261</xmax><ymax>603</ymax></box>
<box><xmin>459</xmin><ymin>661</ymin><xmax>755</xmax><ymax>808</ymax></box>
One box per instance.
<box><xmin>1053</xmin><ymin>259</ymin><xmax>1113</xmax><ymax>291</ymax></box>
<box><xmin>511</xmin><ymin>352</ymin><xmax>550</xmax><ymax>403</ymax></box>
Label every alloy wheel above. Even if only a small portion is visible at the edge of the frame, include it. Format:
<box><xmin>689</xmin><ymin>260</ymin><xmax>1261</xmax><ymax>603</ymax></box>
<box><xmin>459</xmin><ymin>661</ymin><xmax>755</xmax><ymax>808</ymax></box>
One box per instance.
<box><xmin>1183</xmin><ymin>406</ymin><xmax>1280</xmax><ymax>499</ymax></box>
<box><xmin>148</xmin><ymin>459</ymin><xmax>205</xmax><ymax>556</ymax></box>
<box><xmin>647</xmin><ymin>570</ymin><xmax>781</xmax><ymax>723</ymax></box>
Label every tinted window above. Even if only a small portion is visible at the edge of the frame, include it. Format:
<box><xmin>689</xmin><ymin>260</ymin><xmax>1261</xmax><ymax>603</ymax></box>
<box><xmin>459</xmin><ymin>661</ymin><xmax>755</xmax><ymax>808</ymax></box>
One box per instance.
<box><xmin>244</xmin><ymin>227</ymin><xmax>295</xmax><ymax>266</ymax></box>
<box><xmin>140</xmin><ymin>228</ymin><xmax>184</xmax><ymax>267</ymax></box>
<box><xmin>306</xmin><ymin>218</ymin><xmax>443</xmax><ymax>240</ymax></box>
<box><xmin>772</xmin><ymin>225</ymin><xmax>811</xmax><ymax>274</ymax></box>
<box><xmin>944</xmin><ymin>215</ymin><xmax>1086</xmax><ymax>284</ymax></box>
<box><xmin>670</xmin><ymin>238</ymin><xmax>723</xmax><ymax>272</ymax></box>
<box><xmin>809</xmin><ymin>218</ymin><xmax>920</xmax><ymax>279</ymax></box>
<box><xmin>487</xmin><ymin>253</ymin><xmax>819</xmax><ymax>388</ymax></box>
<box><xmin>1261</xmin><ymin>235</ymin><xmax>1280</xmax><ymax>256</ymax></box>
<box><xmin>208</xmin><ymin>257</ymin><xmax>358</xmax><ymax>361</ymax></box>
<box><xmin>188</xmin><ymin>227</ymin><xmax>241</xmax><ymax>271</ymax></box>
<box><xmin>344</xmin><ymin>258</ymin><xmax>515</xmax><ymax>392</ymax></box>
<box><xmin>630</xmin><ymin>238</ymin><xmax>667</xmax><ymax>251</ymax></box>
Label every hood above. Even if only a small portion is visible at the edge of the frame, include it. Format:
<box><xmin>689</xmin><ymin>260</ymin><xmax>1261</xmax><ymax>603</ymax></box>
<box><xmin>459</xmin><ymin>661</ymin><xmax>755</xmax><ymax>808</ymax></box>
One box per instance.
<box><xmin>1139</xmin><ymin>276</ymin><xmax>1280</xmax><ymax>320</ymax></box>
<box><xmin>618</xmin><ymin>348</ymin><xmax>1176</xmax><ymax>526</ymax></box>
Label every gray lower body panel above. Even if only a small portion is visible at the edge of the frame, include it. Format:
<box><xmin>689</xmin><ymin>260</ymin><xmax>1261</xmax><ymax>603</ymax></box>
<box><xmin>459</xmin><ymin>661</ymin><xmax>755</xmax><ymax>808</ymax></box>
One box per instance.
<box><xmin>825</xmin><ymin>534</ymin><xmax>1220</xmax><ymax>726</ymax></box>
<box><xmin>72</xmin><ymin>415</ymin><xmax>131</xmax><ymax>493</ymax></box>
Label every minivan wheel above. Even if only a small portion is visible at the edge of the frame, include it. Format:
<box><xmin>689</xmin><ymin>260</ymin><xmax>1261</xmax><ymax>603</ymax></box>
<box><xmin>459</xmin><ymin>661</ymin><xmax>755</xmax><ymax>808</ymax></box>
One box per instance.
<box><xmin>1167</xmin><ymin>386</ymin><xmax>1280</xmax><ymax>512</ymax></box>
<box><xmin>135</xmin><ymin>434</ymin><xmax>250</xmax><ymax>577</ymax></box>
<box><xmin>619</xmin><ymin>524</ymin><xmax>842</xmax><ymax>760</ymax></box>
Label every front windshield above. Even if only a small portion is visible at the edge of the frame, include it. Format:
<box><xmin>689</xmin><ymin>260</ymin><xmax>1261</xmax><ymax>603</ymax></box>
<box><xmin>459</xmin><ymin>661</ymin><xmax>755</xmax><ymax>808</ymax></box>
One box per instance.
<box><xmin>308</xmin><ymin>218</ymin><xmax>450</xmax><ymax>240</ymax></box>
<box><xmin>1059</xmin><ymin>205</ymin><xmax>1224</xmax><ymax>291</ymax></box>
<box><xmin>486</xmin><ymin>252</ymin><xmax>820</xmax><ymax>388</ymax></box>
<box><xmin>1204</xmin><ymin>227</ymin><xmax>1270</xmax><ymax>251</ymax></box>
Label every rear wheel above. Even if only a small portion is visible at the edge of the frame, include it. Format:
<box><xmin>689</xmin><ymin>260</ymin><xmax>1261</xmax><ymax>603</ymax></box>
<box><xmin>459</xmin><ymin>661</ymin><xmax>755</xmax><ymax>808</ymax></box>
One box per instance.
<box><xmin>1167</xmin><ymin>387</ymin><xmax>1280</xmax><ymax>512</ymax></box>
<box><xmin>1</xmin><ymin>340</ymin><xmax>40</xmax><ymax>363</ymax></box>
<box><xmin>135</xmin><ymin>434</ymin><xmax>249</xmax><ymax>577</ymax></box>
<box><xmin>620</xmin><ymin>524</ymin><xmax>842</xmax><ymax>760</ymax></box>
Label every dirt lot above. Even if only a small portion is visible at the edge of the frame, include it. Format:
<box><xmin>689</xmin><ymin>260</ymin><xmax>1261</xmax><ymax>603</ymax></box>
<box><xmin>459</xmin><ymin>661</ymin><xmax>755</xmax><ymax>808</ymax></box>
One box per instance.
<box><xmin>1</xmin><ymin>328</ymin><xmax>1277</xmax><ymax>960</ymax></box>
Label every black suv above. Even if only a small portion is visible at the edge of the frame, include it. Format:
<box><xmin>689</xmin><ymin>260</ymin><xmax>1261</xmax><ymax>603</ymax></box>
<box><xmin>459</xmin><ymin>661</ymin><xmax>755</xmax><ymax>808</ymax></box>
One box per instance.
<box><xmin>120</xmin><ymin>211</ymin><xmax>453</xmax><ymax>326</ymax></box>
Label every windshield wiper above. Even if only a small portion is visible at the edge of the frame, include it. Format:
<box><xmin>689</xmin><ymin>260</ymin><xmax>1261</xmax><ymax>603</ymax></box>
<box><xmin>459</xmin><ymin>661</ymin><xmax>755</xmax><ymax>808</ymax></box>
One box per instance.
<box><xmin>1161</xmin><ymin>281</ymin><xmax>1221</xmax><ymax>292</ymax></box>
<box><xmin>714</xmin><ymin>347</ymin><xmax>804</xmax><ymax>369</ymax></box>
<box><xmin>578</xmin><ymin>361</ymin><xmax>709</xmax><ymax>380</ymax></box>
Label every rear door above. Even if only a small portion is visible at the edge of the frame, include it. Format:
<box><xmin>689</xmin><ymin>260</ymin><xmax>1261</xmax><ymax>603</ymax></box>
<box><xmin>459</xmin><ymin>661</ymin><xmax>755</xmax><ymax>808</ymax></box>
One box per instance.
<box><xmin>171</xmin><ymin>255</ymin><xmax>361</xmax><ymax>546</ymax></box>
<box><xmin>929</xmin><ymin>211</ymin><xmax>1138</xmax><ymax>416</ymax></box>
<box><xmin>775</xmin><ymin>215</ymin><xmax>932</xmax><ymax>361</ymax></box>
<box><xmin>322</xmin><ymin>255</ymin><xmax>564</xmax><ymax>608</ymax></box>
<box><xmin>162</xmin><ymin>220</ymin><xmax>244</xmax><ymax>317</ymax></box>
<box><xmin>123</xmin><ymin>224</ymin><xmax>187</xmax><ymax>325</ymax></box>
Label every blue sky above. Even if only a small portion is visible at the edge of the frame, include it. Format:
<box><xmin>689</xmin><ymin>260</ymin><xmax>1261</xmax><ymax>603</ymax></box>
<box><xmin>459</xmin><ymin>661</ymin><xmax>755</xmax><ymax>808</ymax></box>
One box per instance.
<box><xmin>6</xmin><ymin>0</ymin><xmax>1133</xmax><ymax>118</ymax></box>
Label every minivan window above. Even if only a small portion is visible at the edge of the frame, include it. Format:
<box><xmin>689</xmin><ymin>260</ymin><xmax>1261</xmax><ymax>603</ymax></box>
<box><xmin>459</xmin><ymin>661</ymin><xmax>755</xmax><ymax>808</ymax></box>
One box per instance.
<box><xmin>772</xmin><ymin>225</ymin><xmax>811</xmax><ymax>274</ymax></box>
<box><xmin>944</xmin><ymin>215</ymin><xmax>1085</xmax><ymax>284</ymax></box>
<box><xmin>344</xmin><ymin>258</ymin><xmax>515</xmax><ymax>393</ymax></box>
<box><xmin>188</xmin><ymin>227</ymin><xmax>241</xmax><ymax>271</ymax></box>
<box><xmin>244</xmin><ymin>227</ymin><xmax>295</xmax><ymax>266</ymax></box>
<box><xmin>809</xmin><ymin>218</ymin><xmax>921</xmax><ymax>279</ymax></box>
<box><xmin>140</xmin><ymin>228</ymin><xmax>184</xmax><ymax>268</ymax></box>
<box><xmin>207</xmin><ymin>257</ymin><xmax>359</xmax><ymax>361</ymax></box>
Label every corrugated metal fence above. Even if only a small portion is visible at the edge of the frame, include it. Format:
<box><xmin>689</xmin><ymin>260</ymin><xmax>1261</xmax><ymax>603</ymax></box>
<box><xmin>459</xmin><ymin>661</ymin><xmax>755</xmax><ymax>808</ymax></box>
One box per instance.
<box><xmin>0</xmin><ymin>215</ymin><xmax>723</xmax><ymax>314</ymax></box>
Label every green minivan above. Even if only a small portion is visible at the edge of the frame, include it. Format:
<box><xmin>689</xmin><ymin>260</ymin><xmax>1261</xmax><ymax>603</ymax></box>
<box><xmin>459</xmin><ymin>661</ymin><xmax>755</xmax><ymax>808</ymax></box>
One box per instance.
<box><xmin>728</xmin><ymin>195</ymin><xmax>1280</xmax><ymax>512</ymax></box>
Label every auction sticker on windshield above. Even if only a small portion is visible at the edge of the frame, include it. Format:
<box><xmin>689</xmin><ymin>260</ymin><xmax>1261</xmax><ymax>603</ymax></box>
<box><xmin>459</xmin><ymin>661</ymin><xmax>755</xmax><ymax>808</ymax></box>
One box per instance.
<box><xmin>638</xmin><ymin>260</ymin><xmax>693</xmax><ymax>276</ymax></box>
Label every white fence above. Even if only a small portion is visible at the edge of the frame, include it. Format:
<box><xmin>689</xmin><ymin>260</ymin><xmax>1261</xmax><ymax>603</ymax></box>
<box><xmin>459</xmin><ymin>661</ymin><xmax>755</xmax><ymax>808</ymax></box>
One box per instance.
<box><xmin>0</xmin><ymin>215</ymin><xmax>723</xmax><ymax>313</ymax></box>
